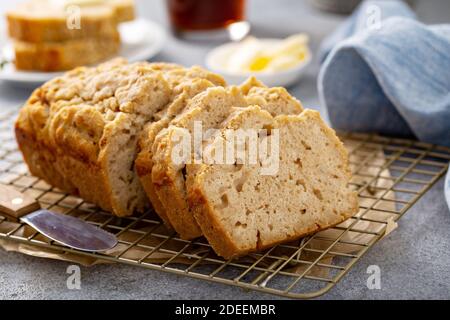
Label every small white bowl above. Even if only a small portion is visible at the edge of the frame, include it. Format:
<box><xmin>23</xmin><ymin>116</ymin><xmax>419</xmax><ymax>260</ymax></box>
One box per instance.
<box><xmin>205</xmin><ymin>38</ymin><xmax>312</xmax><ymax>87</ymax></box>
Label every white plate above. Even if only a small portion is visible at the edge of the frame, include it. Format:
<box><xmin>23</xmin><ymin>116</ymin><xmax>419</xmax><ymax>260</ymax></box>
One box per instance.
<box><xmin>0</xmin><ymin>18</ymin><xmax>166</xmax><ymax>86</ymax></box>
<box><xmin>206</xmin><ymin>39</ymin><xmax>312</xmax><ymax>88</ymax></box>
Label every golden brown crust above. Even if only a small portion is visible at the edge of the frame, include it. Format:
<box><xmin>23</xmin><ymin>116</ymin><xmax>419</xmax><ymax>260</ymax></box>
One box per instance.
<box><xmin>15</xmin><ymin>58</ymin><xmax>172</xmax><ymax>217</ymax></box>
<box><xmin>151</xmin><ymin>132</ymin><xmax>203</xmax><ymax>239</ymax></box>
<box><xmin>136</xmin><ymin>156</ymin><xmax>173</xmax><ymax>227</ymax></box>
<box><xmin>154</xmin><ymin>182</ymin><xmax>203</xmax><ymax>240</ymax></box>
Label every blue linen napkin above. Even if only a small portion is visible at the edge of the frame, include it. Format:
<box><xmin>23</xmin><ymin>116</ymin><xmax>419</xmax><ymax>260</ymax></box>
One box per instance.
<box><xmin>317</xmin><ymin>0</ymin><xmax>450</xmax><ymax>210</ymax></box>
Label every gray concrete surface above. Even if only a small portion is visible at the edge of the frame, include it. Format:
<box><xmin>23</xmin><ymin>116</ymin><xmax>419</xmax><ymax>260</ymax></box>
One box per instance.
<box><xmin>0</xmin><ymin>0</ymin><xmax>449</xmax><ymax>300</ymax></box>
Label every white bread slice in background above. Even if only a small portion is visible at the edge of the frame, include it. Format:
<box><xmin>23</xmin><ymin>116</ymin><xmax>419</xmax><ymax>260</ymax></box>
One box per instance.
<box><xmin>7</xmin><ymin>0</ymin><xmax>134</xmax><ymax>43</ymax></box>
<box><xmin>13</xmin><ymin>30</ymin><xmax>120</xmax><ymax>71</ymax></box>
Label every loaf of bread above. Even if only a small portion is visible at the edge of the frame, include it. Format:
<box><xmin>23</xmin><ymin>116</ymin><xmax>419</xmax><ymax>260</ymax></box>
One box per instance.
<box><xmin>16</xmin><ymin>58</ymin><xmax>358</xmax><ymax>258</ymax></box>
<box><xmin>188</xmin><ymin>107</ymin><xmax>359</xmax><ymax>259</ymax></box>
<box><xmin>13</xmin><ymin>31</ymin><xmax>120</xmax><ymax>71</ymax></box>
<box><xmin>7</xmin><ymin>0</ymin><xmax>134</xmax><ymax>43</ymax></box>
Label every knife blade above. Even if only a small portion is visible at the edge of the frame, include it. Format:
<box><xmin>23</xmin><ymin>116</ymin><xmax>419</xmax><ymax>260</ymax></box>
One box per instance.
<box><xmin>0</xmin><ymin>184</ymin><xmax>117</xmax><ymax>252</ymax></box>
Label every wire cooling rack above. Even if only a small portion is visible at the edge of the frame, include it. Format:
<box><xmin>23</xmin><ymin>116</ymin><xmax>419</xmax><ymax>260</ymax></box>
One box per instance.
<box><xmin>0</xmin><ymin>108</ymin><xmax>448</xmax><ymax>299</ymax></box>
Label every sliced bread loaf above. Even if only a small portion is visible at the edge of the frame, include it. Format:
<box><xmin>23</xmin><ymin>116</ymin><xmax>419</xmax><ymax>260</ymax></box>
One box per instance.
<box><xmin>15</xmin><ymin>58</ymin><xmax>358</xmax><ymax>259</ymax></box>
<box><xmin>188</xmin><ymin>107</ymin><xmax>359</xmax><ymax>259</ymax></box>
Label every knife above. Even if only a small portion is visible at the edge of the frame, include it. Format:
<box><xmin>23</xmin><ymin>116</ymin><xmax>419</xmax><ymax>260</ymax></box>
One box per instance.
<box><xmin>0</xmin><ymin>184</ymin><xmax>117</xmax><ymax>252</ymax></box>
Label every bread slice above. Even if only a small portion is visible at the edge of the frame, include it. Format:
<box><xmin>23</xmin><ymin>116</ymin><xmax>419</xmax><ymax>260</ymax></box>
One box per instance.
<box><xmin>6</xmin><ymin>0</ymin><xmax>120</xmax><ymax>43</ymax></box>
<box><xmin>188</xmin><ymin>107</ymin><xmax>358</xmax><ymax>259</ymax></box>
<box><xmin>136</xmin><ymin>67</ymin><xmax>226</xmax><ymax>227</ymax></box>
<box><xmin>149</xmin><ymin>82</ymin><xmax>303</xmax><ymax>239</ymax></box>
<box><xmin>15</xmin><ymin>58</ymin><xmax>172</xmax><ymax>216</ymax></box>
<box><xmin>13</xmin><ymin>32</ymin><xmax>120</xmax><ymax>71</ymax></box>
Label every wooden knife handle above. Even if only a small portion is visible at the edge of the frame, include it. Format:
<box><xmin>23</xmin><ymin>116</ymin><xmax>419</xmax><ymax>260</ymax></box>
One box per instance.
<box><xmin>0</xmin><ymin>184</ymin><xmax>41</xmax><ymax>222</ymax></box>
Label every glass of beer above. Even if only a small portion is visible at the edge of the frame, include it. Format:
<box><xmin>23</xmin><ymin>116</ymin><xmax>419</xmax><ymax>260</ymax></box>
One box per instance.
<box><xmin>166</xmin><ymin>0</ymin><xmax>250</xmax><ymax>41</ymax></box>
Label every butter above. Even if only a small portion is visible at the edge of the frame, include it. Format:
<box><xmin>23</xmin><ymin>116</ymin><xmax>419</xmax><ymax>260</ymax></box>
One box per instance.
<box><xmin>222</xmin><ymin>33</ymin><xmax>310</xmax><ymax>74</ymax></box>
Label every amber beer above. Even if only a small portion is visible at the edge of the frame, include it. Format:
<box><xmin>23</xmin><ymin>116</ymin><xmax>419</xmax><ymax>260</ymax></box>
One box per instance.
<box><xmin>167</xmin><ymin>0</ymin><xmax>246</xmax><ymax>36</ymax></box>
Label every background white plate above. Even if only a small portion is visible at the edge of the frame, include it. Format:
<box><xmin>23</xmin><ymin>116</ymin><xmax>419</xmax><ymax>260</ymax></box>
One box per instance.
<box><xmin>0</xmin><ymin>18</ymin><xmax>166</xmax><ymax>86</ymax></box>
